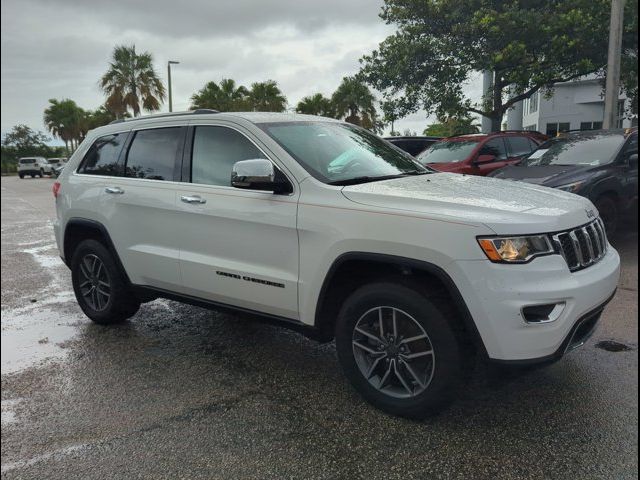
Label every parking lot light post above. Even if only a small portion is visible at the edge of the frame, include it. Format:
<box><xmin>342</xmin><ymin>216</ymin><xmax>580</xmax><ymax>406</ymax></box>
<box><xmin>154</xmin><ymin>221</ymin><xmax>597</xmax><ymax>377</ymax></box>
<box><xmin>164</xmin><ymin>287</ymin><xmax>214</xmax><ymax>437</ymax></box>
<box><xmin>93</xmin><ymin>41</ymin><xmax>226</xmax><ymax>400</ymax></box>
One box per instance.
<box><xmin>167</xmin><ymin>60</ymin><xmax>180</xmax><ymax>112</ymax></box>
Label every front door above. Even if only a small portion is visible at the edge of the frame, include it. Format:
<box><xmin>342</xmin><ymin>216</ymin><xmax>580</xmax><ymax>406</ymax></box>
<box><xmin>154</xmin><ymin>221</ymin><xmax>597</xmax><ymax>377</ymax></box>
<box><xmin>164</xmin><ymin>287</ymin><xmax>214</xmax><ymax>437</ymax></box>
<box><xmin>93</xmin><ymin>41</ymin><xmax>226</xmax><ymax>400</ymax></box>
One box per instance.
<box><xmin>176</xmin><ymin>124</ymin><xmax>300</xmax><ymax>320</ymax></box>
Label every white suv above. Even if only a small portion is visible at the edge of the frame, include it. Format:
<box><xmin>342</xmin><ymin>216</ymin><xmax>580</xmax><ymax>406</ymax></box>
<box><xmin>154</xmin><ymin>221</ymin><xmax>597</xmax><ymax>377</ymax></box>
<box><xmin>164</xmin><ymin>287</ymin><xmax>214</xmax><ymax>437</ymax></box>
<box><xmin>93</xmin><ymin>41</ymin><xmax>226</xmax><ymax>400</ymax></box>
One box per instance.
<box><xmin>53</xmin><ymin>111</ymin><xmax>620</xmax><ymax>418</ymax></box>
<box><xmin>18</xmin><ymin>157</ymin><xmax>52</xmax><ymax>178</ymax></box>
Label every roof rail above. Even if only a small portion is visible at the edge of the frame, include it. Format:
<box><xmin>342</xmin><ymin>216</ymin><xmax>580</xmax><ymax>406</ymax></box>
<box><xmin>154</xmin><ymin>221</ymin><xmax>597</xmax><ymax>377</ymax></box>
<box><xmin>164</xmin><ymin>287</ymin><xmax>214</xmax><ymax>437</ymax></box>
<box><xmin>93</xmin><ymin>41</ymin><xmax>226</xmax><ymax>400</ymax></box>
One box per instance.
<box><xmin>108</xmin><ymin>109</ymin><xmax>220</xmax><ymax>125</ymax></box>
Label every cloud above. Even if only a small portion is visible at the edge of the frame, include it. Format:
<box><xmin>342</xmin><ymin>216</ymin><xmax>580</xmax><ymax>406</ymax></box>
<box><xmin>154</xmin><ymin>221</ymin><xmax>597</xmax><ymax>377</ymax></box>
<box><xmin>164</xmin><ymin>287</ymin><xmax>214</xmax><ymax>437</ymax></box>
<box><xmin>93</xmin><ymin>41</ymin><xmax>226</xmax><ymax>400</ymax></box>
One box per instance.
<box><xmin>0</xmin><ymin>0</ymin><xmax>481</xmax><ymax>140</ymax></box>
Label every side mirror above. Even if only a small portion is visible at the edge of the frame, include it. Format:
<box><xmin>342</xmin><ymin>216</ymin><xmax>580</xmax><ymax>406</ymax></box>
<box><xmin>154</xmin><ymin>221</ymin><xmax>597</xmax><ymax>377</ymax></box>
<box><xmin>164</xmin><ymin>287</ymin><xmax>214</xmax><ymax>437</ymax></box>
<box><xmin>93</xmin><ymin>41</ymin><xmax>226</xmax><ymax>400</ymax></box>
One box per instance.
<box><xmin>628</xmin><ymin>153</ymin><xmax>638</xmax><ymax>168</ymax></box>
<box><xmin>231</xmin><ymin>159</ymin><xmax>292</xmax><ymax>194</ymax></box>
<box><xmin>475</xmin><ymin>154</ymin><xmax>496</xmax><ymax>165</ymax></box>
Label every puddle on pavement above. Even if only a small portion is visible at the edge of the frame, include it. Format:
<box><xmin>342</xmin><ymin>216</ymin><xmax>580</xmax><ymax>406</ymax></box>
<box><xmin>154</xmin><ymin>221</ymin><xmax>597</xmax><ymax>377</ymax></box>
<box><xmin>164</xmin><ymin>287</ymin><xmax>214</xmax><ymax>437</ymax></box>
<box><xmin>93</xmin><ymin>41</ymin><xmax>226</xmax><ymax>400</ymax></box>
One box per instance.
<box><xmin>595</xmin><ymin>340</ymin><xmax>635</xmax><ymax>352</ymax></box>
<box><xmin>1</xmin><ymin>308</ymin><xmax>81</xmax><ymax>374</ymax></box>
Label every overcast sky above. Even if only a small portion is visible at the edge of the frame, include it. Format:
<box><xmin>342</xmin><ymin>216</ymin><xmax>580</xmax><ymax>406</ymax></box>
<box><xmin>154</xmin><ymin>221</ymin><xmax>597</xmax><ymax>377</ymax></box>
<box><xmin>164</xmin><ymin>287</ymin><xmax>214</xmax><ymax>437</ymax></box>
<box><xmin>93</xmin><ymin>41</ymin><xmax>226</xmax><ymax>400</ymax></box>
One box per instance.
<box><xmin>1</xmin><ymin>0</ymin><xmax>482</xmax><ymax>143</ymax></box>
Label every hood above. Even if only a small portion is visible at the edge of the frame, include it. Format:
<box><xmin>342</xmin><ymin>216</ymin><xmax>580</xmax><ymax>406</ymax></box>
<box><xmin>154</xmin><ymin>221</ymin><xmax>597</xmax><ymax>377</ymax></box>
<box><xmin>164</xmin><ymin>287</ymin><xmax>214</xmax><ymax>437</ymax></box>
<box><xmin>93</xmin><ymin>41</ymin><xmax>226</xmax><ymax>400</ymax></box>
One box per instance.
<box><xmin>492</xmin><ymin>164</ymin><xmax>594</xmax><ymax>187</ymax></box>
<box><xmin>341</xmin><ymin>173</ymin><xmax>597</xmax><ymax>235</ymax></box>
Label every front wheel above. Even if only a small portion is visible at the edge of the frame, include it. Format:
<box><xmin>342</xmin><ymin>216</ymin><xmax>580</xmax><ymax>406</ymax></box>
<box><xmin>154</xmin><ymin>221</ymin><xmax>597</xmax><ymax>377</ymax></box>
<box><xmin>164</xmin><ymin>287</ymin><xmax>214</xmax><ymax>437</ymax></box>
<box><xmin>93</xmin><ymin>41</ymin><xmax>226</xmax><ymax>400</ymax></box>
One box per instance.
<box><xmin>335</xmin><ymin>282</ymin><xmax>464</xmax><ymax>419</ymax></box>
<box><xmin>595</xmin><ymin>196</ymin><xmax>619</xmax><ymax>237</ymax></box>
<box><xmin>71</xmin><ymin>239</ymin><xmax>140</xmax><ymax>324</ymax></box>
<box><xmin>39</xmin><ymin>168</ymin><xmax>44</xmax><ymax>178</ymax></box>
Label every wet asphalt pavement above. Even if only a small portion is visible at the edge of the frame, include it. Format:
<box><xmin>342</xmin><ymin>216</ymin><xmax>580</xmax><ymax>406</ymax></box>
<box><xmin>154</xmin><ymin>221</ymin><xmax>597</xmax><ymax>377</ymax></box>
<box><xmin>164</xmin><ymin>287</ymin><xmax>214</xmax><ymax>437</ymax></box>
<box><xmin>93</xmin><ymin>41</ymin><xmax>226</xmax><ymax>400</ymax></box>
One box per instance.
<box><xmin>1</xmin><ymin>175</ymin><xmax>638</xmax><ymax>480</ymax></box>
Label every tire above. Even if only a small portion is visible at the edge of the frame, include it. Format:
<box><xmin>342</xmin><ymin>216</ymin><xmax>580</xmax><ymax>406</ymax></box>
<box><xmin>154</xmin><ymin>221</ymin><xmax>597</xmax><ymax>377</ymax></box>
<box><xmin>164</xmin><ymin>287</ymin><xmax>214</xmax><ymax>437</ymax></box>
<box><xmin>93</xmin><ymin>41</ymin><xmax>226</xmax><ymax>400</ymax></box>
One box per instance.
<box><xmin>19</xmin><ymin>173</ymin><xmax>24</xmax><ymax>179</ymax></box>
<box><xmin>31</xmin><ymin>174</ymin><xmax>36</xmax><ymax>178</ymax></box>
<box><xmin>39</xmin><ymin>169</ymin><xmax>44</xmax><ymax>178</ymax></box>
<box><xmin>335</xmin><ymin>281</ymin><xmax>464</xmax><ymax>419</ymax></box>
<box><xmin>595</xmin><ymin>195</ymin><xmax>619</xmax><ymax>237</ymax></box>
<box><xmin>71</xmin><ymin>239</ymin><xmax>140</xmax><ymax>324</ymax></box>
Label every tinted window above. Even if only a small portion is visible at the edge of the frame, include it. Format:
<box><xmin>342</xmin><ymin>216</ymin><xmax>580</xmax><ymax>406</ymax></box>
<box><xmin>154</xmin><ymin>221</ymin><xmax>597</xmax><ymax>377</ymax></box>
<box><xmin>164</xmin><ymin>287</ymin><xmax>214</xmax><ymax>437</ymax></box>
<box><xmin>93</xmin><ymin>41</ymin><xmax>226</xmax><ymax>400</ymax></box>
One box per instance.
<box><xmin>417</xmin><ymin>140</ymin><xmax>479</xmax><ymax>164</ymax></box>
<box><xmin>507</xmin><ymin>136</ymin><xmax>534</xmax><ymax>157</ymax></box>
<box><xmin>522</xmin><ymin>133</ymin><xmax>626</xmax><ymax>167</ymax></box>
<box><xmin>480</xmin><ymin>138</ymin><xmax>508</xmax><ymax>160</ymax></box>
<box><xmin>125</xmin><ymin>128</ymin><xmax>182</xmax><ymax>180</ymax></box>
<box><xmin>191</xmin><ymin>126</ymin><xmax>266</xmax><ymax>186</ymax></box>
<box><xmin>19</xmin><ymin>159</ymin><xmax>36</xmax><ymax>164</ymax></box>
<box><xmin>79</xmin><ymin>134</ymin><xmax>127</xmax><ymax>176</ymax></box>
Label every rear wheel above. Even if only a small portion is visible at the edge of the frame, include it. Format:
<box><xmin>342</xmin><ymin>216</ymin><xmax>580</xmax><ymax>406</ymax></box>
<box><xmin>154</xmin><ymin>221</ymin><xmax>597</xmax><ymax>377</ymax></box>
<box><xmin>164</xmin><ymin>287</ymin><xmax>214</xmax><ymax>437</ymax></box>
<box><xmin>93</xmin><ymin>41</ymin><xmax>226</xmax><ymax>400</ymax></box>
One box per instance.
<box><xmin>595</xmin><ymin>195</ymin><xmax>619</xmax><ymax>237</ymax></box>
<box><xmin>39</xmin><ymin>168</ymin><xmax>44</xmax><ymax>178</ymax></box>
<box><xmin>71</xmin><ymin>239</ymin><xmax>140</xmax><ymax>324</ymax></box>
<box><xmin>335</xmin><ymin>282</ymin><xmax>464</xmax><ymax>419</ymax></box>
<box><xmin>18</xmin><ymin>173</ymin><xmax>24</xmax><ymax>179</ymax></box>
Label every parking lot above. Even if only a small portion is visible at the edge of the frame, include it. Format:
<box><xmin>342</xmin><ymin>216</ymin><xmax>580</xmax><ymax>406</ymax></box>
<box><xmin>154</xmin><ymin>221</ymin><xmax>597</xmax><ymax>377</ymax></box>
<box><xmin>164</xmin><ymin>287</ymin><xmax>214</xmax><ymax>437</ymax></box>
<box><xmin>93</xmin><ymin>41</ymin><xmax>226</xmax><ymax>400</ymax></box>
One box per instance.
<box><xmin>1</xmin><ymin>175</ymin><xmax>637</xmax><ymax>479</ymax></box>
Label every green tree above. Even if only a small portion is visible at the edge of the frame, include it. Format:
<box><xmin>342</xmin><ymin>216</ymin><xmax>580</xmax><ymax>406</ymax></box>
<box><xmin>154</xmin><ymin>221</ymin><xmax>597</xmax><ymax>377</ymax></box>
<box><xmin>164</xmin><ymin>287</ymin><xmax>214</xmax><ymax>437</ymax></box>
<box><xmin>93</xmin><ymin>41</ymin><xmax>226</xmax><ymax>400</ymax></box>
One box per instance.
<box><xmin>190</xmin><ymin>78</ymin><xmax>250</xmax><ymax>111</ymax></box>
<box><xmin>331</xmin><ymin>76</ymin><xmax>379</xmax><ymax>130</ymax></box>
<box><xmin>248</xmin><ymin>80</ymin><xmax>288</xmax><ymax>112</ymax></box>
<box><xmin>296</xmin><ymin>93</ymin><xmax>335</xmax><ymax>117</ymax></box>
<box><xmin>360</xmin><ymin>0</ymin><xmax>639</xmax><ymax>132</ymax></box>
<box><xmin>85</xmin><ymin>104</ymin><xmax>130</xmax><ymax>131</ymax></box>
<box><xmin>43</xmin><ymin>99</ymin><xmax>86</xmax><ymax>154</ymax></box>
<box><xmin>424</xmin><ymin>115</ymin><xmax>480</xmax><ymax>137</ymax></box>
<box><xmin>100</xmin><ymin>45</ymin><xmax>166</xmax><ymax>117</ymax></box>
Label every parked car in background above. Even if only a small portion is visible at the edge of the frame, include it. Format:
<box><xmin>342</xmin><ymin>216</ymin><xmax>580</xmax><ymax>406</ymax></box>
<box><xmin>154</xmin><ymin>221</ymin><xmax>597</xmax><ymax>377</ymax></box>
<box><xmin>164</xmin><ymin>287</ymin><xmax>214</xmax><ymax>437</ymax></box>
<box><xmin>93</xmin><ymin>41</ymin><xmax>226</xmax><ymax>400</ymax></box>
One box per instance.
<box><xmin>52</xmin><ymin>163</ymin><xmax>66</xmax><ymax>178</ymax></box>
<box><xmin>416</xmin><ymin>131</ymin><xmax>547</xmax><ymax>176</ymax></box>
<box><xmin>490</xmin><ymin>129</ymin><xmax>638</xmax><ymax>235</ymax></box>
<box><xmin>47</xmin><ymin>157</ymin><xmax>67</xmax><ymax>169</ymax></box>
<box><xmin>385</xmin><ymin>136</ymin><xmax>442</xmax><ymax>156</ymax></box>
<box><xmin>17</xmin><ymin>157</ymin><xmax>52</xmax><ymax>178</ymax></box>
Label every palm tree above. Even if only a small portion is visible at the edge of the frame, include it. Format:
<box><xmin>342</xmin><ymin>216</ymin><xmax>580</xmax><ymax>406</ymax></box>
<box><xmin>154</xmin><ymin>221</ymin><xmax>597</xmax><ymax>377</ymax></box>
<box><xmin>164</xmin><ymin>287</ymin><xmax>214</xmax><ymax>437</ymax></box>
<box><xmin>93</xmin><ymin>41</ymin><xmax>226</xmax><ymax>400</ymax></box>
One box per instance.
<box><xmin>100</xmin><ymin>45</ymin><xmax>165</xmax><ymax>117</ymax></box>
<box><xmin>43</xmin><ymin>99</ymin><xmax>86</xmax><ymax>154</ymax></box>
<box><xmin>248</xmin><ymin>80</ymin><xmax>287</xmax><ymax>112</ymax></box>
<box><xmin>331</xmin><ymin>76</ymin><xmax>377</xmax><ymax>129</ymax></box>
<box><xmin>296</xmin><ymin>93</ymin><xmax>335</xmax><ymax>117</ymax></box>
<box><xmin>190</xmin><ymin>78</ymin><xmax>250</xmax><ymax>111</ymax></box>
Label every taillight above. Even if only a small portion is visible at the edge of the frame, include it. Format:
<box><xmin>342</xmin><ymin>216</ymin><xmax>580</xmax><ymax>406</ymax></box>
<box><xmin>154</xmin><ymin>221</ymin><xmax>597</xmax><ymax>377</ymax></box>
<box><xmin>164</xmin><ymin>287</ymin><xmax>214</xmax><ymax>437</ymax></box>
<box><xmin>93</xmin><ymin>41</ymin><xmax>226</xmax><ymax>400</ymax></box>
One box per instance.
<box><xmin>52</xmin><ymin>181</ymin><xmax>61</xmax><ymax>198</ymax></box>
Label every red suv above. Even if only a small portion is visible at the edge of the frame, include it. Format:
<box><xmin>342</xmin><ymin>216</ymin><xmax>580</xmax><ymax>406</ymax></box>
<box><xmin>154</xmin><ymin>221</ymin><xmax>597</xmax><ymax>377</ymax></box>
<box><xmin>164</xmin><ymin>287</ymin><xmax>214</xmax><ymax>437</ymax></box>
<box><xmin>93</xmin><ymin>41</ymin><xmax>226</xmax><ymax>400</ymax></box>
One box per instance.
<box><xmin>416</xmin><ymin>131</ymin><xmax>548</xmax><ymax>176</ymax></box>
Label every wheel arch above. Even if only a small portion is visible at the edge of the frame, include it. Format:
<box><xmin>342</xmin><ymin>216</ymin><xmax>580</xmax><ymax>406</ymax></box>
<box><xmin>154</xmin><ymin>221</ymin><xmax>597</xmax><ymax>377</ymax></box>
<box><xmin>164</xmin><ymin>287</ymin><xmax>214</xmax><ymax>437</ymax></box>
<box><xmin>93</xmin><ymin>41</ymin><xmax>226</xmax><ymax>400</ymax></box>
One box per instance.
<box><xmin>63</xmin><ymin>218</ymin><xmax>131</xmax><ymax>285</ymax></box>
<box><xmin>314</xmin><ymin>252</ymin><xmax>487</xmax><ymax>357</ymax></box>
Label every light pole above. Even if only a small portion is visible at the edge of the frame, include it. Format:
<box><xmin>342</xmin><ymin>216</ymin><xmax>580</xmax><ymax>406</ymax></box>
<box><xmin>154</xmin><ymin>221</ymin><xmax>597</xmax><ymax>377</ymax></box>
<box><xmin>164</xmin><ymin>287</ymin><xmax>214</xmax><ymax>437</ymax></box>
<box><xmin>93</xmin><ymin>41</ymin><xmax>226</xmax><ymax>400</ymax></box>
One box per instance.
<box><xmin>603</xmin><ymin>0</ymin><xmax>626</xmax><ymax>129</ymax></box>
<box><xmin>167</xmin><ymin>60</ymin><xmax>180</xmax><ymax>112</ymax></box>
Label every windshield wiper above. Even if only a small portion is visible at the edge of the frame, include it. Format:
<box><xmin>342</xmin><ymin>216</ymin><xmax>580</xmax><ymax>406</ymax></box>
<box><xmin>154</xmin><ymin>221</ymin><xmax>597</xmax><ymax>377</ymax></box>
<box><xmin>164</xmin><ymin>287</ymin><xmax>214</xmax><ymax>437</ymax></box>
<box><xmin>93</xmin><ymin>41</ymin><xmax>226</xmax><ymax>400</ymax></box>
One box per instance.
<box><xmin>328</xmin><ymin>171</ymin><xmax>432</xmax><ymax>186</ymax></box>
<box><xmin>328</xmin><ymin>174</ymin><xmax>406</xmax><ymax>186</ymax></box>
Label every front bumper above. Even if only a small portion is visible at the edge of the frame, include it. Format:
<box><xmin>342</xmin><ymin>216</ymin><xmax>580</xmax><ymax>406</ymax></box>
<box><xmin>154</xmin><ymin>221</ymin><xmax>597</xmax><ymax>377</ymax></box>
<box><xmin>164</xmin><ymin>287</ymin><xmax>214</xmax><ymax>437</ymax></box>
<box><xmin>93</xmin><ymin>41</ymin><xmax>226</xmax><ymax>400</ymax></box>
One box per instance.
<box><xmin>449</xmin><ymin>246</ymin><xmax>620</xmax><ymax>361</ymax></box>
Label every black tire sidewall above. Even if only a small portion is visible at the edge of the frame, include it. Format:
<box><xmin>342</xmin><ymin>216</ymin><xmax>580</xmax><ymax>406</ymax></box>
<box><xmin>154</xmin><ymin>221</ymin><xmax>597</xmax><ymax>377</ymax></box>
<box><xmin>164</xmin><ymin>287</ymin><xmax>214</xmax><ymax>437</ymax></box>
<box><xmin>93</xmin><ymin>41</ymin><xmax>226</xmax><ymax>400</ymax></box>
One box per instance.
<box><xmin>71</xmin><ymin>239</ymin><xmax>138</xmax><ymax>324</ymax></box>
<box><xmin>595</xmin><ymin>196</ymin><xmax>619</xmax><ymax>236</ymax></box>
<box><xmin>336</xmin><ymin>282</ymin><xmax>462</xmax><ymax>418</ymax></box>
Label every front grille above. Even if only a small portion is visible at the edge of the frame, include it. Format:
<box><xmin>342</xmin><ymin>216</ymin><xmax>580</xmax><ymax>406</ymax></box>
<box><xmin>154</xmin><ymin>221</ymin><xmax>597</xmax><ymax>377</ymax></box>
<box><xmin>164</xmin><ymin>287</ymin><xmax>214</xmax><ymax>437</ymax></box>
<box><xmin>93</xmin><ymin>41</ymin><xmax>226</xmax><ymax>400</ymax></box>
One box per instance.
<box><xmin>552</xmin><ymin>219</ymin><xmax>608</xmax><ymax>272</ymax></box>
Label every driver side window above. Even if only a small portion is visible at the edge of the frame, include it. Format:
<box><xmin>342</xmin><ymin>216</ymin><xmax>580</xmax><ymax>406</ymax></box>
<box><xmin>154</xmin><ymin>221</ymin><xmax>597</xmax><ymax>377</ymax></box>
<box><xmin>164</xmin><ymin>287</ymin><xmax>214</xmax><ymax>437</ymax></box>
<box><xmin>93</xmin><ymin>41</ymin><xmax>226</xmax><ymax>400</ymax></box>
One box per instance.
<box><xmin>191</xmin><ymin>126</ymin><xmax>266</xmax><ymax>186</ymax></box>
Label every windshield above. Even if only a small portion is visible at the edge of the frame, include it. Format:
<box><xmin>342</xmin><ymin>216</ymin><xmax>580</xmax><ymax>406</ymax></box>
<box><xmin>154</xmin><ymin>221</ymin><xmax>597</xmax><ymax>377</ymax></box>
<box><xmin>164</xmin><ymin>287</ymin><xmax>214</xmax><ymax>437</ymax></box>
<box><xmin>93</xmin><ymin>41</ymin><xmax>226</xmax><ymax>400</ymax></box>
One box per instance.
<box><xmin>47</xmin><ymin>159</ymin><xmax>60</xmax><ymax>164</ymax></box>
<box><xmin>417</xmin><ymin>140</ymin><xmax>479</xmax><ymax>164</ymax></box>
<box><xmin>522</xmin><ymin>133</ymin><xmax>626</xmax><ymax>167</ymax></box>
<box><xmin>259</xmin><ymin>122</ymin><xmax>429</xmax><ymax>185</ymax></box>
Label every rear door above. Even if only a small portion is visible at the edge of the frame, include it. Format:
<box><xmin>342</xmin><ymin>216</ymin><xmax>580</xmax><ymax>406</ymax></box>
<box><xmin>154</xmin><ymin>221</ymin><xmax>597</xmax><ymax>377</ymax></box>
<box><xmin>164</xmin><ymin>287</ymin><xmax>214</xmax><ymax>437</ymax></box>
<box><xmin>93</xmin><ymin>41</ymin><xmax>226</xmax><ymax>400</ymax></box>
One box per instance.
<box><xmin>175</xmin><ymin>123</ymin><xmax>300</xmax><ymax>320</ymax></box>
<box><xmin>475</xmin><ymin>137</ymin><xmax>510</xmax><ymax>175</ymax></box>
<box><xmin>99</xmin><ymin>125</ymin><xmax>186</xmax><ymax>291</ymax></box>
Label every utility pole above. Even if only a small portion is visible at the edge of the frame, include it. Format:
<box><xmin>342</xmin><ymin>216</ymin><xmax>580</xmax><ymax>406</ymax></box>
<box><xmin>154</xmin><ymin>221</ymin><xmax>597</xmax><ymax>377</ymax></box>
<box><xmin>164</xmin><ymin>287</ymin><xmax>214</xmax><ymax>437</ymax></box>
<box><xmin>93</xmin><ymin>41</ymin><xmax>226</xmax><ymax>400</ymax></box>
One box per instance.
<box><xmin>167</xmin><ymin>60</ymin><xmax>180</xmax><ymax>112</ymax></box>
<box><xmin>603</xmin><ymin>0</ymin><xmax>626</xmax><ymax>129</ymax></box>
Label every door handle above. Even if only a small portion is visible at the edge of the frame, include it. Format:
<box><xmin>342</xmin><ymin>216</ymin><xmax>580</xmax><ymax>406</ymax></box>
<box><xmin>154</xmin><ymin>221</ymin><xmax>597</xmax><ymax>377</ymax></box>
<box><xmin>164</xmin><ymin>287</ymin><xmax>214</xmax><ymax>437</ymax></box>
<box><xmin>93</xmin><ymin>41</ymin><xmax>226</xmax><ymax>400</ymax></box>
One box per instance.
<box><xmin>105</xmin><ymin>186</ymin><xmax>124</xmax><ymax>194</ymax></box>
<box><xmin>181</xmin><ymin>195</ymin><xmax>206</xmax><ymax>204</ymax></box>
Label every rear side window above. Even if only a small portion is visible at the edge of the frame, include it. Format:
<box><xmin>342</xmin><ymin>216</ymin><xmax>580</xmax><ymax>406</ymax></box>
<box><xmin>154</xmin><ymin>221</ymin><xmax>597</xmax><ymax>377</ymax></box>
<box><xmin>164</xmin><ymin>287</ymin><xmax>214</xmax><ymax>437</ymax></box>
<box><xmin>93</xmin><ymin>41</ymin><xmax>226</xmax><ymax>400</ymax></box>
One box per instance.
<box><xmin>507</xmin><ymin>136</ymin><xmax>534</xmax><ymax>157</ymax></box>
<box><xmin>125</xmin><ymin>128</ymin><xmax>182</xmax><ymax>181</ymax></box>
<box><xmin>79</xmin><ymin>134</ymin><xmax>127</xmax><ymax>176</ymax></box>
<box><xmin>191</xmin><ymin>126</ymin><xmax>266</xmax><ymax>186</ymax></box>
<box><xmin>480</xmin><ymin>138</ymin><xmax>508</xmax><ymax>160</ymax></box>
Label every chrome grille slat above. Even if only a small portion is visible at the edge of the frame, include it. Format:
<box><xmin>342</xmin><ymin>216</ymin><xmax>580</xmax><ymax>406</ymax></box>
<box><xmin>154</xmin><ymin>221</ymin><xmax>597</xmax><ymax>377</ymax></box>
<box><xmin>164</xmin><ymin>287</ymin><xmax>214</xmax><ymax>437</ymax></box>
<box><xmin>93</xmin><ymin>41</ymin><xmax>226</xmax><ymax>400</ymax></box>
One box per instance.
<box><xmin>554</xmin><ymin>219</ymin><xmax>607</xmax><ymax>272</ymax></box>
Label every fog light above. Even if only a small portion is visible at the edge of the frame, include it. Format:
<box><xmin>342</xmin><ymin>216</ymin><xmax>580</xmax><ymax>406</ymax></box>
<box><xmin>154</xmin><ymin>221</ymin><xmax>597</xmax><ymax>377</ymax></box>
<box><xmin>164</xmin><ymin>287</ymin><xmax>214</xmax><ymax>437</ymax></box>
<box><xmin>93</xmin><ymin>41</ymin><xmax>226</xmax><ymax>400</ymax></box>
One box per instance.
<box><xmin>522</xmin><ymin>303</ymin><xmax>565</xmax><ymax>323</ymax></box>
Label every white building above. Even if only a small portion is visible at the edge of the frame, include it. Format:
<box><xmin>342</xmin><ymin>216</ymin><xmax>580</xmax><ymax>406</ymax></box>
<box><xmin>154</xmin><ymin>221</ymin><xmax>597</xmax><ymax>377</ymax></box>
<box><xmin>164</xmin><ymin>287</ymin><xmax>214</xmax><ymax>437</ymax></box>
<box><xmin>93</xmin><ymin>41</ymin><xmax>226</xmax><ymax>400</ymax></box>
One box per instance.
<box><xmin>504</xmin><ymin>75</ymin><xmax>637</xmax><ymax>135</ymax></box>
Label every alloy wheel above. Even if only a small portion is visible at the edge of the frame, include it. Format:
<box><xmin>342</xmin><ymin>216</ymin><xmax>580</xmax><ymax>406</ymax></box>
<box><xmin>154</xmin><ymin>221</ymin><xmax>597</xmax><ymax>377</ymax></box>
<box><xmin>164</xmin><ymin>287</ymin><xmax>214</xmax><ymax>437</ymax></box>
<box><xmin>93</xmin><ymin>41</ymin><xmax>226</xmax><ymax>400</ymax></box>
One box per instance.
<box><xmin>78</xmin><ymin>254</ymin><xmax>111</xmax><ymax>311</ymax></box>
<box><xmin>352</xmin><ymin>306</ymin><xmax>435</xmax><ymax>399</ymax></box>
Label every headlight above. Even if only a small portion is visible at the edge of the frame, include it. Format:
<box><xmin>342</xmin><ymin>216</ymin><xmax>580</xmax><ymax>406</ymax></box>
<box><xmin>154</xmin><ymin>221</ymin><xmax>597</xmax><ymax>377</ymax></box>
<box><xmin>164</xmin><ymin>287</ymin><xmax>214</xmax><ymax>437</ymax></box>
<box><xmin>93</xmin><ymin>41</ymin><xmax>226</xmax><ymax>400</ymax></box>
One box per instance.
<box><xmin>477</xmin><ymin>235</ymin><xmax>554</xmax><ymax>263</ymax></box>
<box><xmin>555</xmin><ymin>181</ymin><xmax>584</xmax><ymax>193</ymax></box>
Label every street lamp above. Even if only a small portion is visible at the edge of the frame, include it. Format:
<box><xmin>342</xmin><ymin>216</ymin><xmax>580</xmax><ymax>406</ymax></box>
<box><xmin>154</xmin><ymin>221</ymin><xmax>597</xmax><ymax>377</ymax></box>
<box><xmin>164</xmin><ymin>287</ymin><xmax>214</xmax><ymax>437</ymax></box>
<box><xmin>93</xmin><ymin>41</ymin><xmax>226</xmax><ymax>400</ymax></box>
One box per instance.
<box><xmin>167</xmin><ymin>60</ymin><xmax>180</xmax><ymax>112</ymax></box>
